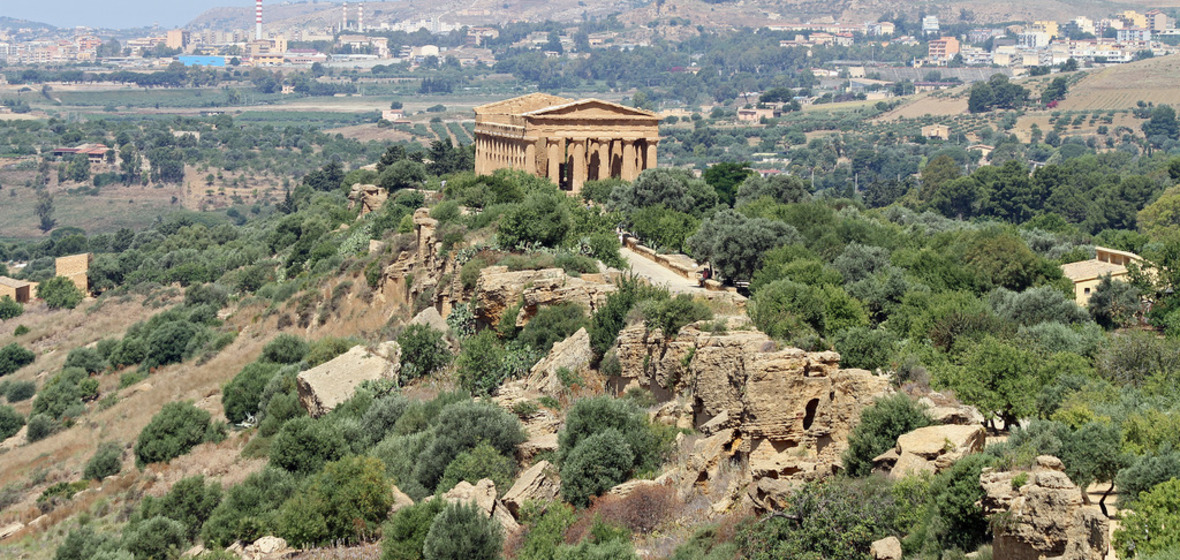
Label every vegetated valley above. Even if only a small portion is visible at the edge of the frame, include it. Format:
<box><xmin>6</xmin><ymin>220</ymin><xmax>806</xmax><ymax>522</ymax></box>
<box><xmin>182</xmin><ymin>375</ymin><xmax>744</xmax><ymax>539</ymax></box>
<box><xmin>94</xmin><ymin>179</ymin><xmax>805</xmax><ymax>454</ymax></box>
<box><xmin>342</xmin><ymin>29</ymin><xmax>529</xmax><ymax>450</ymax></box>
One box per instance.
<box><xmin>6</xmin><ymin>27</ymin><xmax>1180</xmax><ymax>560</ymax></box>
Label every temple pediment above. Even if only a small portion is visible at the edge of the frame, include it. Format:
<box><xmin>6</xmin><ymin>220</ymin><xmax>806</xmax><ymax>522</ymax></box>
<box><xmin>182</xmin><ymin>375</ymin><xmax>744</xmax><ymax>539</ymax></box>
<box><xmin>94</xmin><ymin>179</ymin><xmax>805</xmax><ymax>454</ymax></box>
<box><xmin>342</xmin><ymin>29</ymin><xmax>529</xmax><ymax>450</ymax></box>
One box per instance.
<box><xmin>523</xmin><ymin>99</ymin><xmax>657</xmax><ymax>119</ymax></box>
<box><xmin>474</xmin><ymin>93</ymin><xmax>572</xmax><ymax>116</ymax></box>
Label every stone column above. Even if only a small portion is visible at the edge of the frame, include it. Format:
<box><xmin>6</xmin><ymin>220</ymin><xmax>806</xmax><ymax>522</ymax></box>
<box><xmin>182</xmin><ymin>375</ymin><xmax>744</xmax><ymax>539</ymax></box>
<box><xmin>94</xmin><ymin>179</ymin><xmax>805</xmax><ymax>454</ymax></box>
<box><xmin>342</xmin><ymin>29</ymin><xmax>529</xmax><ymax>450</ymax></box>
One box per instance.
<box><xmin>572</xmin><ymin>139</ymin><xmax>587</xmax><ymax>193</ymax></box>
<box><xmin>547</xmin><ymin>138</ymin><xmax>562</xmax><ymax>185</ymax></box>
<box><xmin>525</xmin><ymin>141</ymin><xmax>537</xmax><ymax>176</ymax></box>
<box><xmin>598</xmin><ymin>139</ymin><xmax>611</xmax><ymax>180</ymax></box>
<box><xmin>644</xmin><ymin>139</ymin><xmax>658</xmax><ymax>171</ymax></box>
<box><xmin>622</xmin><ymin>140</ymin><xmax>637</xmax><ymax>181</ymax></box>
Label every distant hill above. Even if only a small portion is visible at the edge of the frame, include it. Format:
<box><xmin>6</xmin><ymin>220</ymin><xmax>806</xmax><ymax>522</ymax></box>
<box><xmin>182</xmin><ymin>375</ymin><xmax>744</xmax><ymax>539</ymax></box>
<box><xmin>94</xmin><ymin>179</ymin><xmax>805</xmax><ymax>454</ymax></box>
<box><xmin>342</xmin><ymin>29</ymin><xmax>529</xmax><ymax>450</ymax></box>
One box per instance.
<box><xmin>0</xmin><ymin>16</ymin><xmax>56</xmax><ymax>32</ymax></box>
<box><xmin>187</xmin><ymin>0</ymin><xmax>1180</xmax><ymax>33</ymax></box>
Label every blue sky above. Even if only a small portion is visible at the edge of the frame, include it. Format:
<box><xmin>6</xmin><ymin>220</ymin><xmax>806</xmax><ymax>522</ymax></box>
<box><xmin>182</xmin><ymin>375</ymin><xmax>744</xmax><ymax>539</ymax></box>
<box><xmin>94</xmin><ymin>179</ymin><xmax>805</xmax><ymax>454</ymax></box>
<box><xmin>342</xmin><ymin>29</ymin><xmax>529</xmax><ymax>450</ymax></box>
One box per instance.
<box><xmin>2</xmin><ymin>0</ymin><xmax>340</xmax><ymax>29</ymax></box>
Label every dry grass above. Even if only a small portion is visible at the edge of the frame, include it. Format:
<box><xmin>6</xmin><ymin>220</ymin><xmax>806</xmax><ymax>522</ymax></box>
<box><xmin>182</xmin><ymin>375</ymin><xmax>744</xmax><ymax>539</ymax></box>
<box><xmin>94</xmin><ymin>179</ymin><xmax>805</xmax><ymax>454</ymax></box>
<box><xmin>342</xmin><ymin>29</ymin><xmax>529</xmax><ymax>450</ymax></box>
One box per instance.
<box><xmin>0</xmin><ymin>276</ymin><xmax>405</xmax><ymax>551</ymax></box>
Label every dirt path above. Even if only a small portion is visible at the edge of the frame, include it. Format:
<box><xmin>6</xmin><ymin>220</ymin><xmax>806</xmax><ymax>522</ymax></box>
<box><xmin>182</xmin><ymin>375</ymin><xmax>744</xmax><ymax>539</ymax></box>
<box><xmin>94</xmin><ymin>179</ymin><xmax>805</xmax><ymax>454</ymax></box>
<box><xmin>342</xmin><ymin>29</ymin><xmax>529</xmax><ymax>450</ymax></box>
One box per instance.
<box><xmin>619</xmin><ymin>247</ymin><xmax>702</xmax><ymax>294</ymax></box>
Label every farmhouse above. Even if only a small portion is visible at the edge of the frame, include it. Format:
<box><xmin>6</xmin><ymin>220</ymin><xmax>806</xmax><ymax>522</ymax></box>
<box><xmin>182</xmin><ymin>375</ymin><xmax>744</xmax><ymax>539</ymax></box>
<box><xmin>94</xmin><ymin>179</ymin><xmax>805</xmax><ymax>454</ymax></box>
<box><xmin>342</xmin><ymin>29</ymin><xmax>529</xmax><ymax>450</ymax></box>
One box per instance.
<box><xmin>0</xmin><ymin>277</ymin><xmax>34</xmax><ymax>303</ymax></box>
<box><xmin>56</xmin><ymin>253</ymin><xmax>92</xmax><ymax>294</ymax></box>
<box><xmin>51</xmin><ymin>143</ymin><xmax>109</xmax><ymax>164</ymax></box>
<box><xmin>1061</xmin><ymin>247</ymin><xmax>1142</xmax><ymax>305</ymax></box>
<box><xmin>921</xmin><ymin>124</ymin><xmax>951</xmax><ymax>140</ymax></box>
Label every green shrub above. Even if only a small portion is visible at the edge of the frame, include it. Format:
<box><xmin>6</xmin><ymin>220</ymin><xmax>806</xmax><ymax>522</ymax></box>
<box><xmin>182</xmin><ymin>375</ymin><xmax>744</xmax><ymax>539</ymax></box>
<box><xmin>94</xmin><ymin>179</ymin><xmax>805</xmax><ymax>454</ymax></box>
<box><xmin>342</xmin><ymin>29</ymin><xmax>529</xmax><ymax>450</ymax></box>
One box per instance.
<box><xmin>261</xmin><ymin>334</ymin><xmax>308</xmax><ymax>364</ymax></box>
<box><xmin>1114</xmin><ymin>478</ymin><xmax>1180</xmax><ymax>558</ymax></box>
<box><xmin>0</xmin><ymin>296</ymin><xmax>22</xmax><ymax>320</ymax></box>
<box><xmin>26</xmin><ymin>413</ymin><xmax>56</xmax><ymax>442</ymax></box>
<box><xmin>843</xmin><ymin>394</ymin><xmax>932</xmax><ymax>477</ymax></box>
<box><xmin>588</xmin><ymin>276</ymin><xmax>667</xmax><ymax>358</ymax></box>
<box><xmin>122</xmin><ymin>515</ymin><xmax>186</xmax><ymax>560</ymax></box>
<box><xmin>638</xmin><ymin>294</ymin><xmax>712</xmax><ymax>338</ymax></box>
<box><xmin>145</xmin><ymin>320</ymin><xmax>204</xmax><ymax>368</ymax></box>
<box><xmin>438</xmin><ymin>442</ymin><xmax>517</xmax><ymax>494</ymax></box>
<box><xmin>0</xmin><ymin>405</ymin><xmax>24</xmax><ymax>440</ymax></box>
<box><xmin>134</xmin><ymin>401</ymin><xmax>213</xmax><ymax>468</ymax></box>
<box><xmin>422</xmin><ymin>502</ymin><xmax>503</xmax><ymax>560</ymax></box>
<box><xmin>134</xmin><ymin>475</ymin><xmax>222</xmax><ymax>541</ymax></box>
<box><xmin>498</xmin><ymin>191</ymin><xmax>573</xmax><ymax>249</ymax></box>
<box><xmin>560</xmin><ymin>429</ymin><xmax>635</xmax><ymax>507</ymax></box>
<box><xmin>269</xmin><ymin>416</ymin><xmax>347</xmax><ymax>475</ymax></box>
<box><xmin>518</xmin><ymin>303</ymin><xmax>588</xmax><ymax>354</ymax></box>
<box><xmin>413</xmin><ymin>400</ymin><xmax>525</xmax><ymax>492</ymax></box>
<box><xmin>55</xmin><ymin>525</ymin><xmax>115</xmax><ymax>560</ymax></box>
<box><xmin>84</xmin><ymin>441</ymin><xmax>123</xmax><ymax>480</ymax></box>
<box><xmin>277</xmin><ymin>455</ymin><xmax>393</xmax><ymax>547</ymax></box>
<box><xmin>516</xmin><ymin>502</ymin><xmax>576</xmax><ymax>560</ymax></box>
<box><xmin>32</xmin><ymin>368</ymin><xmax>91</xmax><ymax>420</ymax></box>
<box><xmin>381</xmin><ymin>499</ymin><xmax>445</xmax><ymax>560</ymax></box>
<box><xmin>455</xmin><ymin>330</ymin><xmax>508</xmax><ymax>396</ymax></box>
<box><xmin>0</xmin><ymin>343</ymin><xmax>35</xmax><ymax>376</ymax></box>
<box><xmin>558</xmin><ymin>396</ymin><xmax>664</xmax><ymax>471</ymax></box>
<box><xmin>305</xmin><ymin>336</ymin><xmax>356</xmax><ymax>367</ymax></box>
<box><xmin>13</xmin><ymin>325</ymin><xmax>29</xmax><ymax>336</ymax></box>
<box><xmin>39</xmin><ymin>276</ymin><xmax>84</xmax><ymax>310</ymax></box>
<box><xmin>904</xmin><ymin>453</ymin><xmax>992</xmax><ymax>555</ymax></box>
<box><xmin>737</xmin><ymin>477</ymin><xmax>906</xmax><ymax>560</ymax></box>
<box><xmin>1117</xmin><ymin>448</ymin><xmax>1180</xmax><ymax>506</ymax></box>
<box><xmin>4</xmin><ymin>379</ymin><xmax>35</xmax><ymax>402</ymax></box>
<box><xmin>831</xmin><ymin>327</ymin><xmax>898</xmax><ymax>371</ymax></box>
<box><xmin>398</xmin><ymin>325</ymin><xmax>451</xmax><ymax>380</ymax></box>
<box><xmin>586</xmin><ymin>232</ymin><xmax>625</xmax><ymax>269</ymax></box>
<box><xmin>64</xmin><ymin>347</ymin><xmax>106</xmax><ymax>374</ymax></box>
<box><xmin>360</xmin><ymin>394</ymin><xmax>410</xmax><ymax>448</ymax></box>
<box><xmin>202</xmin><ymin>467</ymin><xmax>298</xmax><ymax>547</ymax></box>
<box><xmin>221</xmin><ymin>362</ymin><xmax>281</xmax><ymax>424</ymax></box>
<box><xmin>370</xmin><ymin>431</ymin><xmax>433</xmax><ymax>500</ymax></box>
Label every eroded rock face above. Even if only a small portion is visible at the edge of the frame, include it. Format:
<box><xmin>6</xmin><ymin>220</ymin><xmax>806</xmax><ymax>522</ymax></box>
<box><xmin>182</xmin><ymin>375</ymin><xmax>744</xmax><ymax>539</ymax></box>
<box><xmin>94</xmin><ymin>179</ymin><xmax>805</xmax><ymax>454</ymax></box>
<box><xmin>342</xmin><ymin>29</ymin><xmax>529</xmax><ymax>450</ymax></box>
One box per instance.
<box><xmin>502</xmin><ymin>461</ymin><xmax>560</xmax><ymax>516</ymax></box>
<box><xmin>474</xmin><ymin>267</ymin><xmax>616</xmax><ymax>328</ymax></box>
<box><xmin>613</xmin><ymin>323</ymin><xmax>891</xmax><ymax>501</ymax></box>
<box><xmin>870</xmin><ymin>537</ymin><xmax>903</xmax><ymax>560</ymax></box>
<box><xmin>442</xmin><ymin>479</ymin><xmax>519</xmax><ymax>533</ymax></box>
<box><xmin>524</xmin><ymin>327</ymin><xmax>594</xmax><ymax>396</ymax></box>
<box><xmin>296</xmin><ymin>343</ymin><xmax>400</xmax><ymax>418</ymax></box>
<box><xmin>873</xmin><ymin>424</ymin><xmax>987</xmax><ymax>479</ymax></box>
<box><xmin>979</xmin><ymin>456</ymin><xmax>1110</xmax><ymax>560</ymax></box>
<box><xmin>349</xmin><ymin>184</ymin><xmax>388</xmax><ymax>216</ymax></box>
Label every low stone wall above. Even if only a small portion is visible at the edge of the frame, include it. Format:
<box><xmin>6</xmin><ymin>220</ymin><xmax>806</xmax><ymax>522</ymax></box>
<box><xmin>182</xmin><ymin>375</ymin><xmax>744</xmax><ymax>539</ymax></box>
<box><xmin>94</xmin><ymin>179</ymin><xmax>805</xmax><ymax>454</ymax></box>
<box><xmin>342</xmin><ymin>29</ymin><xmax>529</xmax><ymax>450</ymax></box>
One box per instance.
<box><xmin>622</xmin><ymin>235</ymin><xmax>734</xmax><ymax>293</ymax></box>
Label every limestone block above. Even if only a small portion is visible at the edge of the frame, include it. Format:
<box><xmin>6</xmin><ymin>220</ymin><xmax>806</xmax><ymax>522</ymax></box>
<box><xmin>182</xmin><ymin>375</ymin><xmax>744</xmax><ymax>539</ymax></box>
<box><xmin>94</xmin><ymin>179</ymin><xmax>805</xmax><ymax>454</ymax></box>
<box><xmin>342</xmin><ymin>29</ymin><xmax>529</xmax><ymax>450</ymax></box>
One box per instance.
<box><xmin>503</xmin><ymin>461</ymin><xmax>560</xmax><ymax>517</ymax></box>
<box><xmin>296</xmin><ymin>343</ymin><xmax>400</xmax><ymax>417</ymax></box>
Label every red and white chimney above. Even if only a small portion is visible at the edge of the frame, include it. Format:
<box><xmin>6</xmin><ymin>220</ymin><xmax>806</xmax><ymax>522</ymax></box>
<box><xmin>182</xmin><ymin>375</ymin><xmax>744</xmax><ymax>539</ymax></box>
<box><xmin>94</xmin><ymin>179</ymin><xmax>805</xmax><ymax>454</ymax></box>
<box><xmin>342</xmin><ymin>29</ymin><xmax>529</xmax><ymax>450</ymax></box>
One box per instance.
<box><xmin>255</xmin><ymin>0</ymin><xmax>263</xmax><ymax>40</ymax></box>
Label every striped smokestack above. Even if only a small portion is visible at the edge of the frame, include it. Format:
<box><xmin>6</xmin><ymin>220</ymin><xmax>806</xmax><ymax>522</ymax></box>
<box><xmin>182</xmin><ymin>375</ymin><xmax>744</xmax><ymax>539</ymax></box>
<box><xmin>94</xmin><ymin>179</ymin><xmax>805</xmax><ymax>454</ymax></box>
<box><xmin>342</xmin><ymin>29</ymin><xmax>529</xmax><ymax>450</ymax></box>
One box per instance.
<box><xmin>255</xmin><ymin>0</ymin><xmax>263</xmax><ymax>40</ymax></box>
<box><xmin>343</xmin><ymin>1</ymin><xmax>348</xmax><ymax>31</ymax></box>
<box><xmin>358</xmin><ymin>1</ymin><xmax>364</xmax><ymax>32</ymax></box>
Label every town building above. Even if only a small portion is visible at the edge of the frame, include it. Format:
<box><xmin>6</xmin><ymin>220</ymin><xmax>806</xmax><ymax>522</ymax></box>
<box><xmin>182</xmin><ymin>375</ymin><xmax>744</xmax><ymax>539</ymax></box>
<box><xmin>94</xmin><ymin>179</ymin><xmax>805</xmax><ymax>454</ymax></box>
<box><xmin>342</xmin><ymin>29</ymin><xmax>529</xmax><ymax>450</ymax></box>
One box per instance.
<box><xmin>1061</xmin><ymin>247</ymin><xmax>1142</xmax><ymax>305</ymax></box>
<box><xmin>51</xmin><ymin>144</ymin><xmax>109</xmax><ymax>164</ymax></box>
<box><xmin>922</xmin><ymin>16</ymin><xmax>940</xmax><ymax>36</ymax></box>
<box><xmin>473</xmin><ymin>93</ymin><xmax>660</xmax><ymax>193</ymax></box>
<box><xmin>927</xmin><ymin>36</ymin><xmax>960</xmax><ymax>63</ymax></box>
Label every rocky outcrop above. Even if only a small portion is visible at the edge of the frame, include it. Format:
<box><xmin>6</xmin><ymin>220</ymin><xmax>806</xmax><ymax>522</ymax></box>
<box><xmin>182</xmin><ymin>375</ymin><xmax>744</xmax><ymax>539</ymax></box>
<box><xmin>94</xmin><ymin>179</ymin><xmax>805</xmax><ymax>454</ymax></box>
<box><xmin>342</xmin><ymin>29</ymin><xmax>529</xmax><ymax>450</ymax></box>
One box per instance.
<box><xmin>918</xmin><ymin>394</ymin><xmax>985</xmax><ymax>426</ymax></box>
<box><xmin>442</xmin><ymin>479</ymin><xmax>520</xmax><ymax>533</ymax></box>
<box><xmin>390</xmin><ymin>485</ymin><xmax>415</xmax><ymax>515</ymax></box>
<box><xmin>870</xmin><ymin>537</ymin><xmax>903</xmax><ymax>560</ymax></box>
<box><xmin>296</xmin><ymin>342</ymin><xmax>400</xmax><ymax>418</ymax></box>
<box><xmin>524</xmin><ymin>328</ymin><xmax>594</xmax><ymax>396</ymax></box>
<box><xmin>873</xmin><ymin>424</ymin><xmax>986</xmax><ymax>479</ymax></box>
<box><xmin>380</xmin><ymin>208</ymin><xmax>464</xmax><ymax>316</ymax></box>
<box><xmin>349</xmin><ymin>184</ymin><xmax>388</xmax><ymax>216</ymax></box>
<box><xmin>979</xmin><ymin>456</ymin><xmax>1110</xmax><ymax>560</ymax></box>
<box><xmin>474</xmin><ymin>266</ymin><xmax>616</xmax><ymax>327</ymax></box>
<box><xmin>613</xmin><ymin>323</ymin><xmax>891</xmax><ymax>507</ymax></box>
<box><xmin>0</xmin><ymin>522</ymin><xmax>23</xmax><ymax>541</ymax></box>
<box><xmin>502</xmin><ymin>461</ymin><xmax>560</xmax><ymax>516</ymax></box>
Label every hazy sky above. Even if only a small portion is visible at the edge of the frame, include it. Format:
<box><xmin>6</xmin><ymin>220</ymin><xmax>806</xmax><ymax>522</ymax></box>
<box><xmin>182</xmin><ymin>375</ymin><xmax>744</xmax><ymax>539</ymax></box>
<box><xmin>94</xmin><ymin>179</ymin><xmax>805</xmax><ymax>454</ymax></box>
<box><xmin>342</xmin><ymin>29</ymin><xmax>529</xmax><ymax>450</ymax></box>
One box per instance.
<box><xmin>4</xmin><ymin>0</ymin><xmax>339</xmax><ymax>29</ymax></box>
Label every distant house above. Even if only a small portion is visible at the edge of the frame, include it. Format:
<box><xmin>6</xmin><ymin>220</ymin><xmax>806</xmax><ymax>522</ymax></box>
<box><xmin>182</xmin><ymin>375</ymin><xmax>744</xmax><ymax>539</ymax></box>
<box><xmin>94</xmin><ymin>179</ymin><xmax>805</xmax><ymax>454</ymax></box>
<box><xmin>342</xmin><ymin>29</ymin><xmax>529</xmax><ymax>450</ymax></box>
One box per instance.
<box><xmin>737</xmin><ymin>107</ymin><xmax>779</xmax><ymax>122</ymax></box>
<box><xmin>56</xmin><ymin>253</ymin><xmax>92</xmax><ymax>294</ymax></box>
<box><xmin>0</xmin><ymin>277</ymin><xmax>33</xmax><ymax>303</ymax></box>
<box><xmin>921</xmin><ymin>124</ymin><xmax>950</xmax><ymax>140</ymax></box>
<box><xmin>1061</xmin><ymin>247</ymin><xmax>1143</xmax><ymax>305</ymax></box>
<box><xmin>52</xmin><ymin>143</ymin><xmax>109</xmax><ymax>164</ymax></box>
<box><xmin>968</xmin><ymin>144</ymin><xmax>995</xmax><ymax>160</ymax></box>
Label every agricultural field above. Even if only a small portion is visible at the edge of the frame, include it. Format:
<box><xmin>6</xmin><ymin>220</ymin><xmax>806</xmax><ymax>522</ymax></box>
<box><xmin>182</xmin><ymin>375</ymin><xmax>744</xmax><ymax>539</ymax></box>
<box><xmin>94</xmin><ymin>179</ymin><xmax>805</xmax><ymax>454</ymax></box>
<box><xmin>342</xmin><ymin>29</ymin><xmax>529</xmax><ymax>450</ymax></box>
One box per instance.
<box><xmin>1059</xmin><ymin>55</ymin><xmax>1180</xmax><ymax>111</ymax></box>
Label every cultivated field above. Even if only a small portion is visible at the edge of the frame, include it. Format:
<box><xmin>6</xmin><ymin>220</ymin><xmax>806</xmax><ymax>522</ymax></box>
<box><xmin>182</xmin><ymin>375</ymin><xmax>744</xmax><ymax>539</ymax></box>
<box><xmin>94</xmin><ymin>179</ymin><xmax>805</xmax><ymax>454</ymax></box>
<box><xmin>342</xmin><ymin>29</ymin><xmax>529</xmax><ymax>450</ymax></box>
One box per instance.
<box><xmin>1058</xmin><ymin>54</ymin><xmax>1180</xmax><ymax>111</ymax></box>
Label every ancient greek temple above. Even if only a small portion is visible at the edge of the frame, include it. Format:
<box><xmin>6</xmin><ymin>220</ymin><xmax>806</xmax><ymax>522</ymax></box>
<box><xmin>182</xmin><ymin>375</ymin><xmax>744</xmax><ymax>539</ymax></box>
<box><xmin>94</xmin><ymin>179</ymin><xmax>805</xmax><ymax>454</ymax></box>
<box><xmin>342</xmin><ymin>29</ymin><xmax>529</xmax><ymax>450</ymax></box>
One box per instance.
<box><xmin>473</xmin><ymin>93</ymin><xmax>660</xmax><ymax>193</ymax></box>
